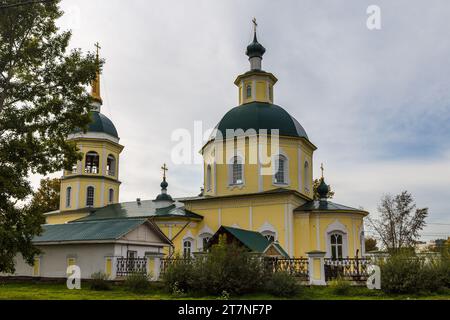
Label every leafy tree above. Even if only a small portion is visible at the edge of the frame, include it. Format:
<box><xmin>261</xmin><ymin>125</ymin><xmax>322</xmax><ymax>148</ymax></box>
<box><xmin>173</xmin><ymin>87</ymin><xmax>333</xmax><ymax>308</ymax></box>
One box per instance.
<box><xmin>0</xmin><ymin>0</ymin><xmax>101</xmax><ymax>273</ymax></box>
<box><xmin>368</xmin><ymin>191</ymin><xmax>428</xmax><ymax>253</ymax></box>
<box><xmin>29</xmin><ymin>178</ymin><xmax>60</xmax><ymax>213</ymax></box>
<box><xmin>364</xmin><ymin>237</ymin><xmax>378</xmax><ymax>252</ymax></box>
<box><xmin>313</xmin><ymin>178</ymin><xmax>335</xmax><ymax>200</ymax></box>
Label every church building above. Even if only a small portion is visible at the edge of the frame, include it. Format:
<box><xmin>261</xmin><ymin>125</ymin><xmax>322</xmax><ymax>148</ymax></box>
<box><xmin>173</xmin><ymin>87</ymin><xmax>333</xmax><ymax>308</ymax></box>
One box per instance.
<box><xmin>8</xmin><ymin>24</ymin><xmax>369</xmax><ymax>280</ymax></box>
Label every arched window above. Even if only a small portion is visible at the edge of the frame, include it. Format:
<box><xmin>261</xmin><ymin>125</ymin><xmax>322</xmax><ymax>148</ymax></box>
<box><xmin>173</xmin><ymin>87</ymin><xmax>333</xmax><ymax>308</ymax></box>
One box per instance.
<box><xmin>261</xmin><ymin>231</ymin><xmax>276</xmax><ymax>243</ymax></box>
<box><xmin>246</xmin><ymin>84</ymin><xmax>252</xmax><ymax>98</ymax></box>
<box><xmin>106</xmin><ymin>155</ymin><xmax>116</xmax><ymax>176</ymax></box>
<box><xmin>231</xmin><ymin>156</ymin><xmax>243</xmax><ymax>185</ymax></box>
<box><xmin>200</xmin><ymin>234</ymin><xmax>212</xmax><ymax>252</ymax></box>
<box><xmin>330</xmin><ymin>233</ymin><xmax>343</xmax><ymax>260</ymax></box>
<box><xmin>206</xmin><ymin>164</ymin><xmax>212</xmax><ymax>191</ymax></box>
<box><xmin>86</xmin><ymin>186</ymin><xmax>95</xmax><ymax>207</ymax></box>
<box><xmin>274</xmin><ymin>155</ymin><xmax>287</xmax><ymax>184</ymax></box>
<box><xmin>304</xmin><ymin>161</ymin><xmax>309</xmax><ymax>192</ymax></box>
<box><xmin>85</xmin><ymin>151</ymin><xmax>100</xmax><ymax>174</ymax></box>
<box><xmin>183</xmin><ymin>240</ymin><xmax>192</xmax><ymax>258</ymax></box>
<box><xmin>108</xmin><ymin>188</ymin><xmax>114</xmax><ymax>204</ymax></box>
<box><xmin>66</xmin><ymin>187</ymin><xmax>71</xmax><ymax>208</ymax></box>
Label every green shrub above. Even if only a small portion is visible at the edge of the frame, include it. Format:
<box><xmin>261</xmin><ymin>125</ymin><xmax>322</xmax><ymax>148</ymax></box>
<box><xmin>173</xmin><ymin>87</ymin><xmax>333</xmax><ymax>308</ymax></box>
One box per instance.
<box><xmin>124</xmin><ymin>272</ymin><xmax>151</xmax><ymax>294</ymax></box>
<box><xmin>379</xmin><ymin>253</ymin><xmax>450</xmax><ymax>294</ymax></box>
<box><xmin>265</xmin><ymin>271</ymin><xmax>301</xmax><ymax>297</ymax></box>
<box><xmin>163</xmin><ymin>236</ymin><xmax>270</xmax><ymax>296</ymax></box>
<box><xmin>191</xmin><ymin>238</ymin><xmax>269</xmax><ymax>296</ymax></box>
<box><xmin>328</xmin><ymin>277</ymin><xmax>351</xmax><ymax>296</ymax></box>
<box><xmin>162</xmin><ymin>257</ymin><xmax>195</xmax><ymax>294</ymax></box>
<box><xmin>89</xmin><ymin>272</ymin><xmax>111</xmax><ymax>291</ymax></box>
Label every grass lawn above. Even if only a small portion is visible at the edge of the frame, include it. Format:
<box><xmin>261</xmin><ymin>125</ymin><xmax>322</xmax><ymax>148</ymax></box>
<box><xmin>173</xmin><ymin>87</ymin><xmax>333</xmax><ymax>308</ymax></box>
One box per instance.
<box><xmin>1</xmin><ymin>281</ymin><xmax>450</xmax><ymax>300</ymax></box>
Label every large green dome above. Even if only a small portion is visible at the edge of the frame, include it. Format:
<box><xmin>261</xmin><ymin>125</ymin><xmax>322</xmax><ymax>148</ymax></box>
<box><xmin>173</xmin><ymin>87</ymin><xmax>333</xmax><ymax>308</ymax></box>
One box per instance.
<box><xmin>73</xmin><ymin>111</ymin><xmax>118</xmax><ymax>138</ymax></box>
<box><xmin>214</xmin><ymin>102</ymin><xmax>309</xmax><ymax>140</ymax></box>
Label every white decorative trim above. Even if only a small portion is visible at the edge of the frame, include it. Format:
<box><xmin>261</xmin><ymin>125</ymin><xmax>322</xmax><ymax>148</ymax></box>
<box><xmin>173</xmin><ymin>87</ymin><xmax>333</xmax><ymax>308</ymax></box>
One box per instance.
<box><xmin>316</xmin><ymin>215</ymin><xmax>321</xmax><ymax>250</ymax></box>
<box><xmin>218</xmin><ymin>208</ymin><xmax>222</xmax><ymax>226</ymax></box>
<box><xmin>284</xmin><ymin>204</ymin><xmax>289</xmax><ymax>253</ymax></box>
<box><xmin>297</xmin><ymin>147</ymin><xmax>302</xmax><ymax>192</ymax></box>
<box><xmin>197</xmin><ymin>225</ymin><xmax>214</xmax><ymax>251</ymax></box>
<box><xmin>249</xmin><ymin>206</ymin><xmax>253</xmax><ymax>230</ymax></box>
<box><xmin>325</xmin><ymin>219</ymin><xmax>349</xmax><ymax>258</ymax></box>
<box><xmin>289</xmin><ymin>203</ymin><xmax>294</xmax><ymax>256</ymax></box>
<box><xmin>257</xmin><ymin>143</ymin><xmax>263</xmax><ymax>192</ymax></box>
<box><xmin>271</xmin><ymin>149</ymin><xmax>290</xmax><ymax>187</ymax></box>
<box><xmin>67</xmin><ymin>131</ymin><xmax>120</xmax><ymax>144</ymax></box>
<box><xmin>227</xmin><ymin>152</ymin><xmax>245</xmax><ymax>188</ymax></box>
<box><xmin>75</xmin><ymin>180</ymin><xmax>80</xmax><ymax>209</ymax></box>
<box><xmin>258</xmin><ymin>221</ymin><xmax>278</xmax><ymax>239</ymax></box>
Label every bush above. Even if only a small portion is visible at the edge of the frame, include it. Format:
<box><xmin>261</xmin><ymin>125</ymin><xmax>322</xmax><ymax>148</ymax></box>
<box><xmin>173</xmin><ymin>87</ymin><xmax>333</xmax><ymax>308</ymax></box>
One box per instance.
<box><xmin>162</xmin><ymin>258</ymin><xmax>195</xmax><ymax>294</ymax></box>
<box><xmin>162</xmin><ymin>236</ymin><xmax>270</xmax><ymax>296</ymax></box>
<box><xmin>328</xmin><ymin>277</ymin><xmax>351</xmax><ymax>296</ymax></box>
<box><xmin>124</xmin><ymin>272</ymin><xmax>151</xmax><ymax>294</ymax></box>
<box><xmin>380</xmin><ymin>253</ymin><xmax>449</xmax><ymax>294</ymax></box>
<box><xmin>89</xmin><ymin>272</ymin><xmax>111</xmax><ymax>291</ymax></box>
<box><xmin>265</xmin><ymin>271</ymin><xmax>301</xmax><ymax>297</ymax></box>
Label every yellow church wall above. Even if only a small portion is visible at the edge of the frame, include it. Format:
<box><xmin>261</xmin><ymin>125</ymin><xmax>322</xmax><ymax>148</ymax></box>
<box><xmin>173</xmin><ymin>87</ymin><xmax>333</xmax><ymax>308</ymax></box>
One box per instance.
<box><xmin>208</xmin><ymin>136</ymin><xmax>315</xmax><ymax>199</ymax></box>
<box><xmin>256</xmin><ymin>81</ymin><xmax>266</xmax><ymax>101</ymax></box>
<box><xmin>45</xmin><ymin>211</ymin><xmax>88</xmax><ymax>225</ymax></box>
<box><xmin>293</xmin><ymin>212</ymin><xmax>365</xmax><ymax>258</ymax></box>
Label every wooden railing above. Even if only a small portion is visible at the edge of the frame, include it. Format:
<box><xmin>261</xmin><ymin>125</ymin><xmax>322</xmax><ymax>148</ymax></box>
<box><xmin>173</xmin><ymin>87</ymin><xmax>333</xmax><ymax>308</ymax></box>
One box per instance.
<box><xmin>324</xmin><ymin>257</ymin><xmax>371</xmax><ymax>281</ymax></box>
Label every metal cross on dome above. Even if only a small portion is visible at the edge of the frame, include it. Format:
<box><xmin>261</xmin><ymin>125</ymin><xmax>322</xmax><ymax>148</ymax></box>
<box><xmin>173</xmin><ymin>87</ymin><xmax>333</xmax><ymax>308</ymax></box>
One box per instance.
<box><xmin>252</xmin><ymin>17</ymin><xmax>258</xmax><ymax>33</ymax></box>
<box><xmin>320</xmin><ymin>163</ymin><xmax>324</xmax><ymax>179</ymax></box>
<box><xmin>161</xmin><ymin>163</ymin><xmax>168</xmax><ymax>179</ymax></box>
<box><xmin>94</xmin><ymin>42</ymin><xmax>101</xmax><ymax>56</ymax></box>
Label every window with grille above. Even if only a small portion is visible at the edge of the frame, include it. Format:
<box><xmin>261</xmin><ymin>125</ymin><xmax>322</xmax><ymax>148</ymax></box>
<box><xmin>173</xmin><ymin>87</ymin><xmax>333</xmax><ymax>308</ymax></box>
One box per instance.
<box><xmin>231</xmin><ymin>156</ymin><xmax>243</xmax><ymax>185</ymax></box>
<box><xmin>108</xmin><ymin>188</ymin><xmax>114</xmax><ymax>203</ymax></box>
<box><xmin>183</xmin><ymin>240</ymin><xmax>192</xmax><ymax>258</ymax></box>
<box><xmin>330</xmin><ymin>233</ymin><xmax>343</xmax><ymax>260</ymax></box>
<box><xmin>86</xmin><ymin>186</ymin><xmax>94</xmax><ymax>207</ymax></box>
<box><xmin>274</xmin><ymin>155</ymin><xmax>287</xmax><ymax>184</ymax></box>
<box><xmin>66</xmin><ymin>187</ymin><xmax>71</xmax><ymax>208</ymax></box>
<box><xmin>246</xmin><ymin>84</ymin><xmax>252</xmax><ymax>98</ymax></box>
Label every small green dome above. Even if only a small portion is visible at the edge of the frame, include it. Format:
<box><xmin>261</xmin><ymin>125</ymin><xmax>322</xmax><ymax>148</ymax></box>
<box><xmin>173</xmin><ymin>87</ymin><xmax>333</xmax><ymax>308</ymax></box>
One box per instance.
<box><xmin>317</xmin><ymin>178</ymin><xmax>329</xmax><ymax>199</ymax></box>
<box><xmin>215</xmin><ymin>102</ymin><xmax>309</xmax><ymax>140</ymax></box>
<box><xmin>246</xmin><ymin>34</ymin><xmax>266</xmax><ymax>58</ymax></box>
<box><xmin>73</xmin><ymin>111</ymin><xmax>118</xmax><ymax>138</ymax></box>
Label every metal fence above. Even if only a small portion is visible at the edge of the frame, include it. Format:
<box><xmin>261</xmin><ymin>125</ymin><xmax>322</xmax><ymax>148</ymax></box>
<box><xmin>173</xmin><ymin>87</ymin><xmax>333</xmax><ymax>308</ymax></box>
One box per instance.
<box><xmin>264</xmin><ymin>257</ymin><xmax>309</xmax><ymax>281</ymax></box>
<box><xmin>324</xmin><ymin>257</ymin><xmax>371</xmax><ymax>281</ymax></box>
<box><xmin>116</xmin><ymin>257</ymin><xmax>147</xmax><ymax>277</ymax></box>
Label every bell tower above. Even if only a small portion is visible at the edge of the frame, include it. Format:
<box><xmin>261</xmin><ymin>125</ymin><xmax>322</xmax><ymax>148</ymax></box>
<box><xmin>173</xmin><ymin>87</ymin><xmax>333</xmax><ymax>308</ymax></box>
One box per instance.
<box><xmin>234</xmin><ymin>18</ymin><xmax>278</xmax><ymax>105</ymax></box>
<box><xmin>59</xmin><ymin>44</ymin><xmax>124</xmax><ymax>212</ymax></box>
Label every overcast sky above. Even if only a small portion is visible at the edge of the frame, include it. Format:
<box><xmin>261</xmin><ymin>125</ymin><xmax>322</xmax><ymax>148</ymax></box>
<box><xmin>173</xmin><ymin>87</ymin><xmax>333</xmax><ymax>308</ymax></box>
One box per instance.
<box><xmin>35</xmin><ymin>0</ymin><xmax>450</xmax><ymax>240</ymax></box>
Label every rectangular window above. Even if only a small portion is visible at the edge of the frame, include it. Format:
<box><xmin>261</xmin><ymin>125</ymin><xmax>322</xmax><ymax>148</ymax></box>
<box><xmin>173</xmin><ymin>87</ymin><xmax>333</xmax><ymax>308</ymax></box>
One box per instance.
<box><xmin>127</xmin><ymin>251</ymin><xmax>137</xmax><ymax>259</ymax></box>
<box><xmin>86</xmin><ymin>186</ymin><xmax>94</xmax><ymax>206</ymax></box>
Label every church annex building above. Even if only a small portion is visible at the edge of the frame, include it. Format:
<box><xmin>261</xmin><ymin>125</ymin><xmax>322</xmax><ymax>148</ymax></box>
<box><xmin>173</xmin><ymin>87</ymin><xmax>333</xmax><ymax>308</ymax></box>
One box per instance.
<box><xmin>4</xmin><ymin>26</ymin><xmax>368</xmax><ymax>283</ymax></box>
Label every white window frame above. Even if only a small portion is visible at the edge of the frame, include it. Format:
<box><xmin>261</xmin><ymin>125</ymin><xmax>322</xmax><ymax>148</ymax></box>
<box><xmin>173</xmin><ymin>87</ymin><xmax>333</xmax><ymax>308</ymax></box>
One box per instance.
<box><xmin>272</xmin><ymin>153</ymin><xmax>289</xmax><ymax>186</ymax></box>
<box><xmin>325</xmin><ymin>220</ymin><xmax>349</xmax><ymax>259</ymax></box>
<box><xmin>206</xmin><ymin>164</ymin><xmax>212</xmax><ymax>192</ymax></box>
<box><xmin>66</xmin><ymin>186</ymin><xmax>72</xmax><ymax>208</ymax></box>
<box><xmin>108</xmin><ymin>188</ymin><xmax>114</xmax><ymax>204</ymax></box>
<box><xmin>228</xmin><ymin>154</ymin><xmax>245</xmax><ymax>188</ymax></box>
<box><xmin>86</xmin><ymin>185</ymin><xmax>95</xmax><ymax>207</ymax></box>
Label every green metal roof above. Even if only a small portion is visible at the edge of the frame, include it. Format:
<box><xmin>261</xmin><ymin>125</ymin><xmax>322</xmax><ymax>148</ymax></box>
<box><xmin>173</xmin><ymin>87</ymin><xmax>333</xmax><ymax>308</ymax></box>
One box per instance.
<box><xmin>214</xmin><ymin>102</ymin><xmax>309</xmax><ymax>140</ymax></box>
<box><xmin>221</xmin><ymin>226</ymin><xmax>288</xmax><ymax>257</ymax></box>
<box><xmin>34</xmin><ymin>218</ymin><xmax>147</xmax><ymax>243</ymax></box>
<box><xmin>295</xmin><ymin>200</ymin><xmax>368</xmax><ymax>214</ymax></box>
<box><xmin>73</xmin><ymin>111</ymin><xmax>118</xmax><ymax>138</ymax></box>
<box><xmin>75</xmin><ymin>199</ymin><xmax>203</xmax><ymax>222</ymax></box>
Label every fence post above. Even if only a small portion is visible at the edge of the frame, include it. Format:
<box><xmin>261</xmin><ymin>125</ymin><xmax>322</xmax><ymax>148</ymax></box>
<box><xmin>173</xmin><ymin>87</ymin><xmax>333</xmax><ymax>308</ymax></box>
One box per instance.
<box><xmin>306</xmin><ymin>251</ymin><xmax>326</xmax><ymax>286</ymax></box>
<box><xmin>146</xmin><ymin>253</ymin><xmax>164</xmax><ymax>281</ymax></box>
